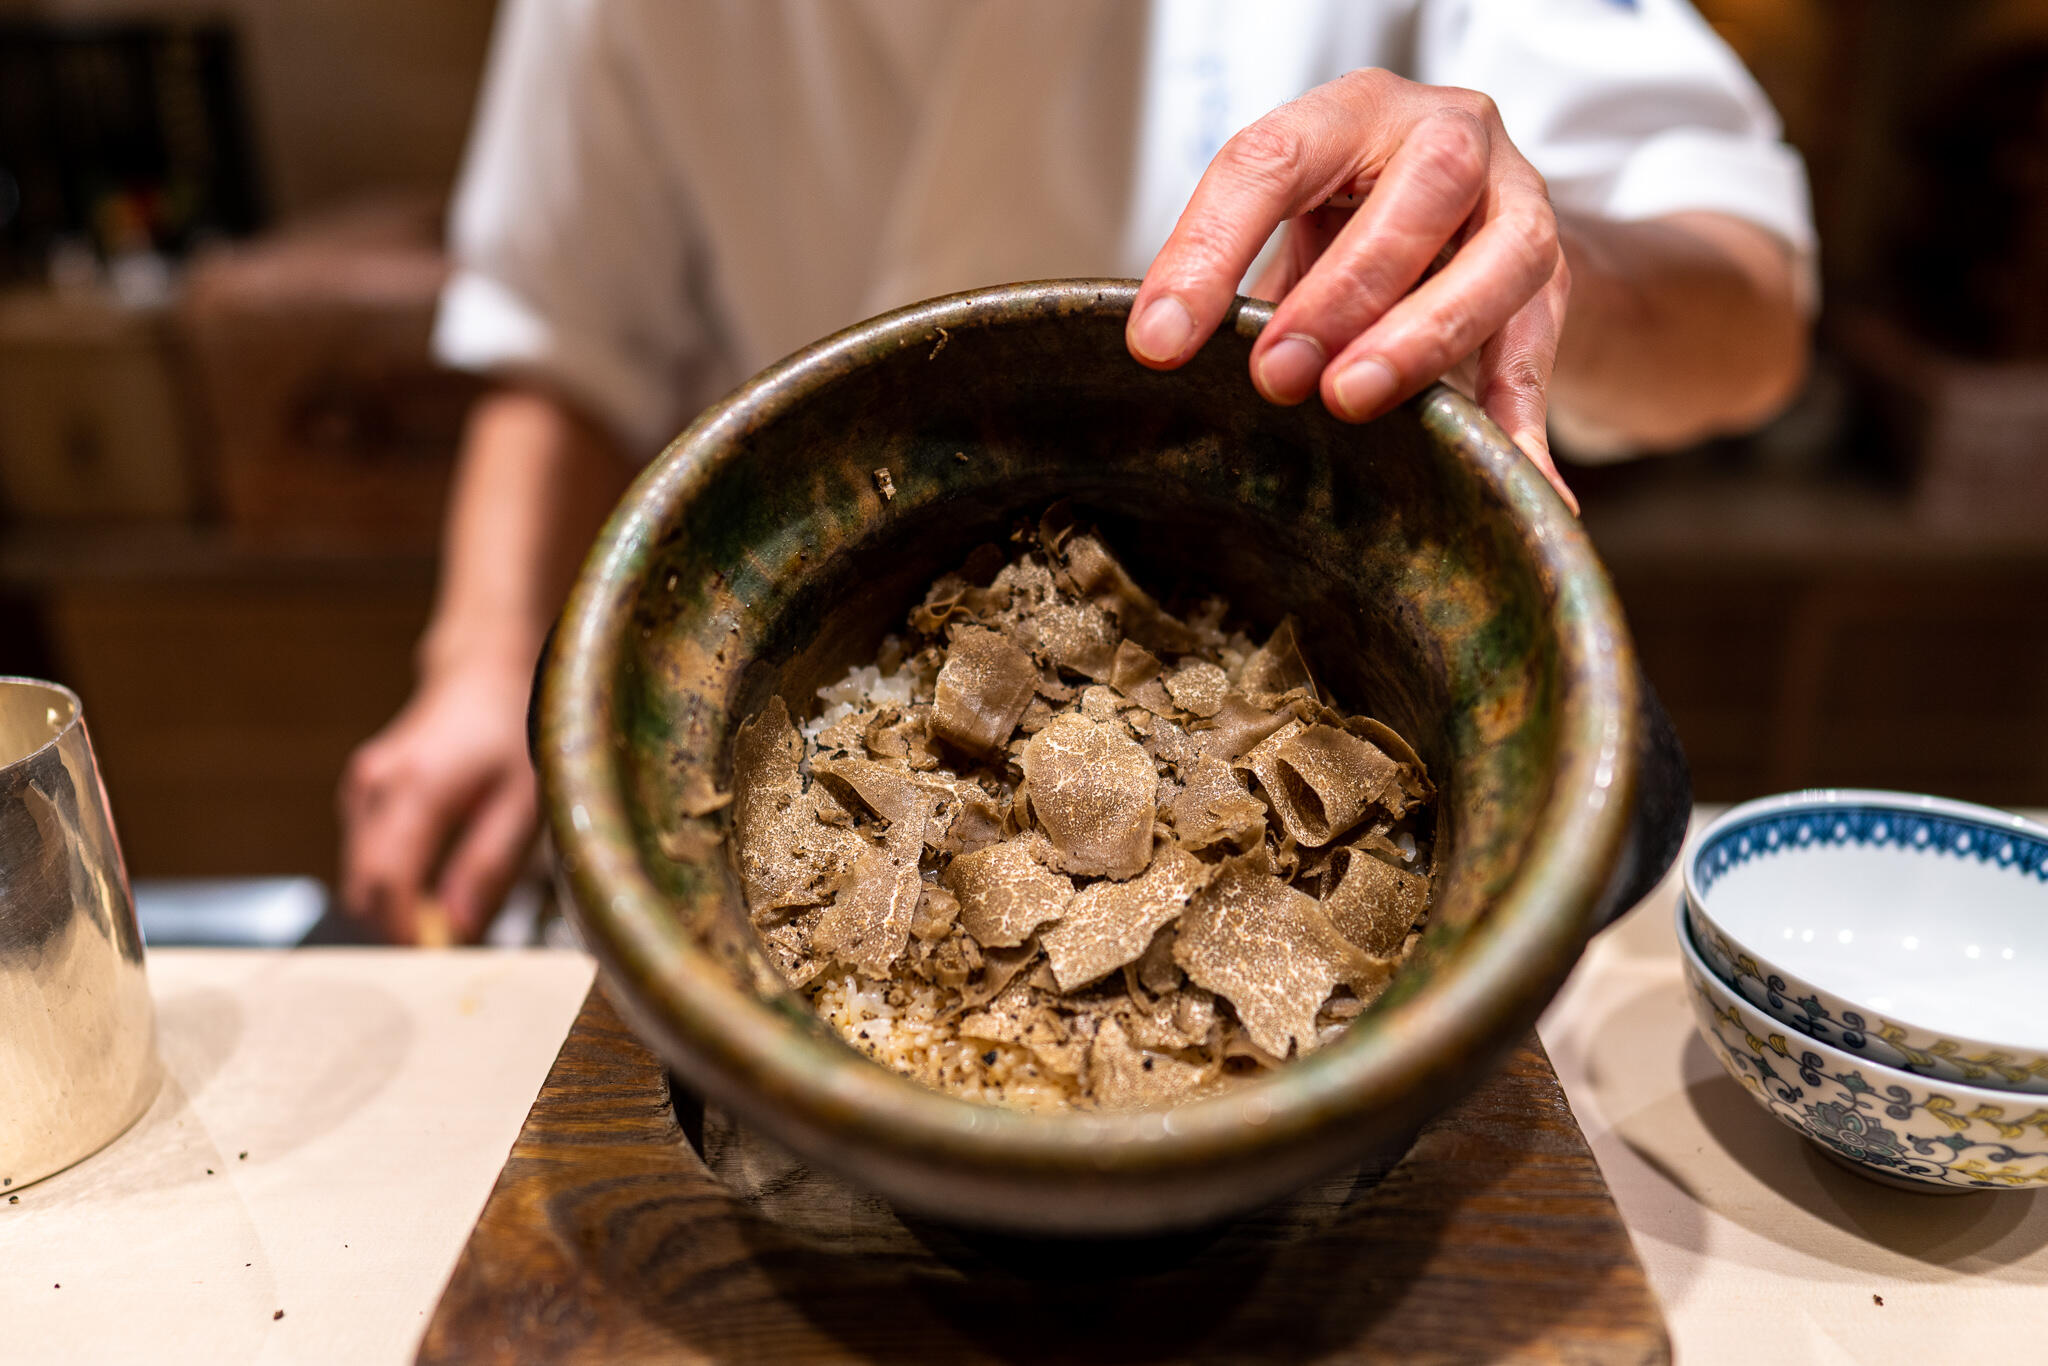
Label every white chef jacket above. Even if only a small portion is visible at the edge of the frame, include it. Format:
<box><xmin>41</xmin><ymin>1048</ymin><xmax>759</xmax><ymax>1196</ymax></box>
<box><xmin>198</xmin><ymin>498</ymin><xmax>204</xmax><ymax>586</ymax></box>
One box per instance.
<box><xmin>434</xmin><ymin>0</ymin><xmax>1815</xmax><ymax>458</ymax></box>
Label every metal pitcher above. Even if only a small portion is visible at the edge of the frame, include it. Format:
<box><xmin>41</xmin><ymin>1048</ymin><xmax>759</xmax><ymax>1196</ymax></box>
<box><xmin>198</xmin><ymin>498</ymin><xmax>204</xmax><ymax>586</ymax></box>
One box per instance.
<box><xmin>0</xmin><ymin>677</ymin><xmax>158</xmax><ymax>1190</ymax></box>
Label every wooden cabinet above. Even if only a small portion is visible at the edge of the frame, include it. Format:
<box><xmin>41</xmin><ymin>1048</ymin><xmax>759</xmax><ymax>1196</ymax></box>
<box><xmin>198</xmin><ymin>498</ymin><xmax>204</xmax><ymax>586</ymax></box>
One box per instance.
<box><xmin>0</xmin><ymin>291</ymin><xmax>203</xmax><ymax>522</ymax></box>
<box><xmin>1</xmin><ymin>528</ymin><xmax>433</xmax><ymax>878</ymax></box>
<box><xmin>1585</xmin><ymin>469</ymin><xmax>2048</xmax><ymax>806</ymax></box>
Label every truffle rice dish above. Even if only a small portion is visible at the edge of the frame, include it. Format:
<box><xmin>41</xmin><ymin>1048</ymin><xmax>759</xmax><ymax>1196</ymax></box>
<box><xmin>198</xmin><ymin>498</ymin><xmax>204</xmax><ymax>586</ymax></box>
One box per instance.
<box><xmin>723</xmin><ymin>509</ymin><xmax>1435</xmax><ymax>1112</ymax></box>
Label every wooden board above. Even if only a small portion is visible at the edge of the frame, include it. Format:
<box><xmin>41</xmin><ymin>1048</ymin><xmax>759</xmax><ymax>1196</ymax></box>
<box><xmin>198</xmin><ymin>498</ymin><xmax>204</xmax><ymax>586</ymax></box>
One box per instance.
<box><xmin>419</xmin><ymin>985</ymin><xmax>1668</xmax><ymax>1365</ymax></box>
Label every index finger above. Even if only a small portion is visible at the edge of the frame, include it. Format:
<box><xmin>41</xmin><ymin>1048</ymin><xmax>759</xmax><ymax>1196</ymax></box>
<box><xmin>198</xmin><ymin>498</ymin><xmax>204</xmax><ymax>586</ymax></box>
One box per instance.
<box><xmin>1128</xmin><ymin>72</ymin><xmax>1400</xmax><ymax>368</ymax></box>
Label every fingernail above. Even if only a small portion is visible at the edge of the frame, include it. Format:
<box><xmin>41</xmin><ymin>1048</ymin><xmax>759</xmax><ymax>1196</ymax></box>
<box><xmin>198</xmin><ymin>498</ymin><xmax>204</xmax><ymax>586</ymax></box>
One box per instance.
<box><xmin>1511</xmin><ymin>428</ymin><xmax>1579</xmax><ymax>515</ymax></box>
<box><xmin>1256</xmin><ymin>333</ymin><xmax>1326</xmax><ymax>404</ymax></box>
<box><xmin>1129</xmin><ymin>295</ymin><xmax>1194</xmax><ymax>364</ymax></box>
<box><xmin>1331</xmin><ymin>356</ymin><xmax>1400</xmax><ymax>420</ymax></box>
<box><xmin>1510</xmin><ymin>428</ymin><xmax>1551</xmax><ymax>468</ymax></box>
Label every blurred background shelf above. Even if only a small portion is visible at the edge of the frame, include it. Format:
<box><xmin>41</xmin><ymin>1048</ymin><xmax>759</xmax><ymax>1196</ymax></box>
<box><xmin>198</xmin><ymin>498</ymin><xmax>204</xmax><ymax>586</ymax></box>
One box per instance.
<box><xmin>1</xmin><ymin>525</ymin><xmax>433</xmax><ymax>878</ymax></box>
<box><xmin>2</xmin><ymin>0</ymin><xmax>2045</xmax><ymax>891</ymax></box>
<box><xmin>1580</xmin><ymin>462</ymin><xmax>2048</xmax><ymax>807</ymax></box>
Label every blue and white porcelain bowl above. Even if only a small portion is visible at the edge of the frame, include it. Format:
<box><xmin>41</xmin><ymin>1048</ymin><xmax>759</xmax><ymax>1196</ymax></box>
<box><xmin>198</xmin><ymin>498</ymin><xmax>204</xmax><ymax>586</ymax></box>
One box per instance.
<box><xmin>1678</xmin><ymin>898</ymin><xmax>2048</xmax><ymax>1192</ymax></box>
<box><xmin>1685</xmin><ymin>791</ymin><xmax>2048</xmax><ymax>1094</ymax></box>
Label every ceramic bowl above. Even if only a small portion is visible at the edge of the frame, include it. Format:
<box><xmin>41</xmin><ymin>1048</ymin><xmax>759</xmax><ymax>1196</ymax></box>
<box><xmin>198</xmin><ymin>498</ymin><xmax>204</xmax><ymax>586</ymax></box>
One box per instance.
<box><xmin>538</xmin><ymin>279</ymin><xmax>1690</xmax><ymax>1235</ymax></box>
<box><xmin>1685</xmin><ymin>791</ymin><xmax>2048</xmax><ymax>1093</ymax></box>
<box><xmin>1679</xmin><ymin>896</ymin><xmax>2048</xmax><ymax>1192</ymax></box>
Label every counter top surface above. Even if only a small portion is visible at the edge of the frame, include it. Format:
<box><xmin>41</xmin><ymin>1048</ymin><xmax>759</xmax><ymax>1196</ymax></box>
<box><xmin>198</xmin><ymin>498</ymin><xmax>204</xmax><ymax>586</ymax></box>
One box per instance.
<box><xmin>8</xmin><ymin>811</ymin><xmax>2048</xmax><ymax>1362</ymax></box>
<box><xmin>1542</xmin><ymin>808</ymin><xmax>2048</xmax><ymax>1365</ymax></box>
<box><xmin>0</xmin><ymin>948</ymin><xmax>595</xmax><ymax>1364</ymax></box>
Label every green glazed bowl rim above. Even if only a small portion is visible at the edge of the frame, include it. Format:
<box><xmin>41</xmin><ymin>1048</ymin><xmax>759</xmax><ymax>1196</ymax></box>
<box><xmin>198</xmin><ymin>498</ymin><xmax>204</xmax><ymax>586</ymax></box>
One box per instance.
<box><xmin>541</xmin><ymin>279</ymin><xmax>1638</xmax><ymax>1176</ymax></box>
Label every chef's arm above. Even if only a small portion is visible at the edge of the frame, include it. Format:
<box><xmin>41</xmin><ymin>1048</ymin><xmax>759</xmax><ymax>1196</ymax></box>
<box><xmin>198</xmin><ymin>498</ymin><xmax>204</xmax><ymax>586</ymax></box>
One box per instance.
<box><xmin>1130</xmin><ymin>69</ymin><xmax>1811</xmax><ymax>510</ymax></box>
<box><xmin>1551</xmin><ymin>208</ymin><xmax>1806</xmax><ymax>455</ymax></box>
<box><xmin>338</xmin><ymin>386</ymin><xmax>634</xmax><ymax>942</ymax></box>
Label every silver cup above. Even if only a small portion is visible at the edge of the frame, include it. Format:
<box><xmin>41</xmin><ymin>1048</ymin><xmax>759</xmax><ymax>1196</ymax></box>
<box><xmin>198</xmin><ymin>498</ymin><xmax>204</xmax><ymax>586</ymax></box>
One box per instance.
<box><xmin>1</xmin><ymin>677</ymin><xmax>158</xmax><ymax>1190</ymax></box>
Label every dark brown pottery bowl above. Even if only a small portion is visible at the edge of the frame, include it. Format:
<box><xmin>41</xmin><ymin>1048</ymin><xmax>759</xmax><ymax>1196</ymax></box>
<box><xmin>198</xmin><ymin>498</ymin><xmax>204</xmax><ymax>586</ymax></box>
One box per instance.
<box><xmin>539</xmin><ymin>279</ymin><xmax>1686</xmax><ymax>1236</ymax></box>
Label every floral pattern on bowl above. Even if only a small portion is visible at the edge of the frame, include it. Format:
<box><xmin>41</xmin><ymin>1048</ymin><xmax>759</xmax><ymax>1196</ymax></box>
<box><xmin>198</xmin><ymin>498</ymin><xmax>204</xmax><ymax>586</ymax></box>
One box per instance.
<box><xmin>1680</xmin><ymin>902</ymin><xmax>2048</xmax><ymax>1192</ymax></box>
<box><xmin>1685</xmin><ymin>792</ymin><xmax>2048</xmax><ymax>1095</ymax></box>
<box><xmin>1689</xmin><ymin>914</ymin><xmax>2048</xmax><ymax>1091</ymax></box>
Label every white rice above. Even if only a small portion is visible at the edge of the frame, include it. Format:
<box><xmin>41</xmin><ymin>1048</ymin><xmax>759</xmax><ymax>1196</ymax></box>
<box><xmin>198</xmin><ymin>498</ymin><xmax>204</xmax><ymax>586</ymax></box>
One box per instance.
<box><xmin>799</xmin><ymin>650</ymin><xmax>920</xmax><ymax>747</ymax></box>
<box><xmin>785</xmin><ymin>629</ymin><xmax>1422</xmax><ymax>1111</ymax></box>
<box><xmin>794</xmin><ymin>654</ymin><xmax>1082</xmax><ymax>1110</ymax></box>
<box><xmin>808</xmin><ymin>969</ymin><xmax>1081</xmax><ymax>1111</ymax></box>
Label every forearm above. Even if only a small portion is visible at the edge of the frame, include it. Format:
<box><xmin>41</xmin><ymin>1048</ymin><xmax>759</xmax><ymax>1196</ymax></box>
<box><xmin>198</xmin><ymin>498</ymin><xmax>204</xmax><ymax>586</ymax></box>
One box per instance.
<box><xmin>421</xmin><ymin>386</ymin><xmax>636</xmax><ymax>680</ymax></box>
<box><xmin>1552</xmin><ymin>211</ymin><xmax>1808</xmax><ymax>453</ymax></box>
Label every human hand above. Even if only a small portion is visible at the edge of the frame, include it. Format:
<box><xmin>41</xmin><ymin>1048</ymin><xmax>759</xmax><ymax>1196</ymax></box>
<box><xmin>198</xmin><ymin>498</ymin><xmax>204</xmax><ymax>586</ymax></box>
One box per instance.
<box><xmin>1127</xmin><ymin>68</ymin><xmax>1576</xmax><ymax>510</ymax></box>
<box><xmin>338</xmin><ymin>650</ymin><xmax>539</xmax><ymax>944</ymax></box>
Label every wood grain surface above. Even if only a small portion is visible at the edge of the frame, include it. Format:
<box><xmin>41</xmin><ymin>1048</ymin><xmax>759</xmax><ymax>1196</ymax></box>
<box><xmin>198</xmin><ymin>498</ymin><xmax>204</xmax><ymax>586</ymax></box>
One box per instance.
<box><xmin>418</xmin><ymin>984</ymin><xmax>1668</xmax><ymax>1365</ymax></box>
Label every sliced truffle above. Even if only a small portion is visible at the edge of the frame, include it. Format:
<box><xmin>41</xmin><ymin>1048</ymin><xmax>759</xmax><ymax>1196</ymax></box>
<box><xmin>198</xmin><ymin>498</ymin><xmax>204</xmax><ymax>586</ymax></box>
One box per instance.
<box><xmin>811</xmin><ymin>756</ymin><xmax>934</xmax><ymax>828</ymax></box>
<box><xmin>1126</xmin><ymin>678</ymin><xmax>1180</xmax><ymax>720</ymax></box>
<box><xmin>931</xmin><ymin>626</ymin><xmax>1039</xmax><ymax>757</ymax></box>
<box><xmin>760</xmin><ymin>907</ymin><xmax>828</xmax><ymax>988</ymax></box>
<box><xmin>1257</xmin><ymin>724</ymin><xmax>1400</xmax><ymax>847</ymax></box>
<box><xmin>1167</xmin><ymin>753</ymin><xmax>1269</xmax><ymax>853</ymax></box>
<box><xmin>1173</xmin><ymin>985</ymin><xmax>1217</xmax><ymax>1040</ymax></box>
<box><xmin>1090</xmin><ymin>1016</ymin><xmax>1213</xmax><ymax>1110</ymax></box>
<box><xmin>864</xmin><ymin>705</ymin><xmax>941</xmax><ymax>770</ymax></box>
<box><xmin>1017</xmin><ymin>695</ymin><xmax>1056</xmax><ymax>734</ymax></box>
<box><xmin>806</xmin><ymin>761</ymin><xmax>945</xmax><ymax>973</ymax></box>
<box><xmin>1042</xmin><ymin>843</ymin><xmax>1213</xmax><ymax>990</ymax></box>
<box><xmin>1018</xmin><ymin>712</ymin><xmax>1157</xmax><ymax>879</ymax></box>
<box><xmin>944</xmin><ymin>838</ymin><xmax>1074</xmax><ymax>947</ymax></box>
<box><xmin>1174</xmin><ymin>854</ymin><xmax>1386</xmax><ymax>1058</ymax></box>
<box><xmin>1119</xmin><ymin>995</ymin><xmax>1207</xmax><ymax>1052</ymax></box>
<box><xmin>1340</xmin><ymin>822</ymin><xmax>1405</xmax><ymax>867</ymax></box>
<box><xmin>1237</xmin><ymin>717</ymin><xmax>1305</xmax><ymax>798</ymax></box>
<box><xmin>1195</xmin><ymin>694</ymin><xmax>1302</xmax><ymax>760</ymax></box>
<box><xmin>814</xmin><ymin>757</ymin><xmax>987</xmax><ymax>856</ymax></box>
<box><xmin>957</xmin><ymin>940</ymin><xmax>1044</xmax><ymax>1010</ymax></box>
<box><xmin>1035</xmin><ymin>668</ymin><xmax>1079</xmax><ymax>704</ymax></box>
<box><xmin>957</xmin><ymin>982</ymin><xmax>1036</xmax><ymax>1046</ymax></box>
<box><xmin>911</xmin><ymin>926</ymin><xmax>983</xmax><ymax>989</ymax></box>
<box><xmin>812</xmin><ymin>786</ymin><xmax>855</xmax><ymax>828</ymax></box>
<box><xmin>811</xmin><ymin>831</ymin><xmax>925</xmax><ymax>976</ymax></box>
<box><xmin>910</xmin><ymin>883</ymin><xmax>961</xmax><ymax>943</ymax></box>
<box><xmin>729</xmin><ymin>698</ymin><xmax>863</xmax><ymax>915</ymax></box>
<box><xmin>1109</xmin><ymin>640</ymin><xmax>1163</xmax><ymax>695</ymax></box>
<box><xmin>935</xmin><ymin>787</ymin><xmax>1007</xmax><ymax>858</ymax></box>
<box><xmin>1270</xmin><ymin>832</ymin><xmax>1306</xmax><ymax>881</ymax></box>
<box><xmin>1163</xmin><ymin>660</ymin><xmax>1229</xmax><ymax>717</ymax></box>
<box><xmin>1056</xmin><ymin>533</ymin><xmax>1198</xmax><ymax>655</ymax></box>
<box><xmin>1133</xmin><ymin>924</ymin><xmax>1183</xmax><ymax>997</ymax></box>
<box><xmin>904</xmin><ymin>645</ymin><xmax>945</xmax><ymax>700</ymax></box>
<box><xmin>1220</xmin><ymin>1024</ymin><xmax>1286</xmax><ymax>1070</ymax></box>
<box><xmin>1027</xmin><ymin>1029</ymin><xmax>1090</xmax><ymax>1079</ymax></box>
<box><xmin>908</xmin><ymin>573</ymin><xmax>973</xmax><ymax>634</ymax></box>
<box><xmin>1142</xmin><ymin>718</ymin><xmax>1205</xmax><ymax>776</ymax></box>
<box><xmin>813</xmin><ymin>708</ymin><xmax>871</xmax><ymax>757</ymax></box>
<box><xmin>1343</xmin><ymin>714</ymin><xmax>1435</xmax><ymax>813</ymax></box>
<box><xmin>1323</xmin><ymin>846</ymin><xmax>1430</xmax><ymax>956</ymax></box>
<box><xmin>1239</xmin><ymin>617</ymin><xmax>1316</xmax><ymax>705</ymax></box>
<box><xmin>1078</xmin><ymin>685</ymin><xmax>1125</xmax><ymax>726</ymax></box>
<box><xmin>1033</xmin><ymin>601</ymin><xmax>1120</xmax><ymax>680</ymax></box>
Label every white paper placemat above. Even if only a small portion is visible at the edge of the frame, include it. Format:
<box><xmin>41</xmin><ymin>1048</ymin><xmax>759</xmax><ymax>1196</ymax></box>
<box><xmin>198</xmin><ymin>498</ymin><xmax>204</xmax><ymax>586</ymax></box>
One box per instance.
<box><xmin>0</xmin><ymin>948</ymin><xmax>594</xmax><ymax>1364</ymax></box>
<box><xmin>1539</xmin><ymin>810</ymin><xmax>2048</xmax><ymax>1364</ymax></box>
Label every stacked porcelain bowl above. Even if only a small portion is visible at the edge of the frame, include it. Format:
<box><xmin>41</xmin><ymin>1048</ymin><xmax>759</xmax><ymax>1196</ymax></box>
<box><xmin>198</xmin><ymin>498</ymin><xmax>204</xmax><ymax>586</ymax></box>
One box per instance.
<box><xmin>1680</xmin><ymin>790</ymin><xmax>2048</xmax><ymax>1192</ymax></box>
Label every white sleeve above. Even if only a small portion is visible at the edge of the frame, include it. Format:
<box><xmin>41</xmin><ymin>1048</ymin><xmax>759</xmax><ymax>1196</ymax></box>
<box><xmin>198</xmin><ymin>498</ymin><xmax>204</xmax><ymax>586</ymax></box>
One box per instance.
<box><xmin>1415</xmin><ymin>0</ymin><xmax>1817</xmax><ymax>308</ymax></box>
<box><xmin>432</xmin><ymin>0</ymin><xmax>710</xmax><ymax>456</ymax></box>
